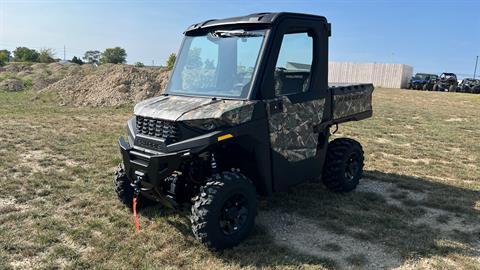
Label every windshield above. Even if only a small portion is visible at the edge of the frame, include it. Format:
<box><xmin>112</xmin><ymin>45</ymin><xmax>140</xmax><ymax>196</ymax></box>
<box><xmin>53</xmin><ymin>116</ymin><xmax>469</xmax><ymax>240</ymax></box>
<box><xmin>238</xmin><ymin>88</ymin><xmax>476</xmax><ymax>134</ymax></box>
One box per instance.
<box><xmin>413</xmin><ymin>73</ymin><xmax>429</xmax><ymax>80</ymax></box>
<box><xmin>166</xmin><ymin>29</ymin><xmax>266</xmax><ymax>99</ymax></box>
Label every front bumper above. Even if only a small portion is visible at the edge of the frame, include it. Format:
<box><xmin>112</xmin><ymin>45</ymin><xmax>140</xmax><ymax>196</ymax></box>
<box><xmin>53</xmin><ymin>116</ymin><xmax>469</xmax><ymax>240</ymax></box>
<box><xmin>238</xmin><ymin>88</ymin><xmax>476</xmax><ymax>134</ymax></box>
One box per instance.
<box><xmin>119</xmin><ymin>136</ymin><xmax>184</xmax><ymax>190</ymax></box>
<box><xmin>118</xmin><ymin>128</ymin><xmax>227</xmax><ymax>196</ymax></box>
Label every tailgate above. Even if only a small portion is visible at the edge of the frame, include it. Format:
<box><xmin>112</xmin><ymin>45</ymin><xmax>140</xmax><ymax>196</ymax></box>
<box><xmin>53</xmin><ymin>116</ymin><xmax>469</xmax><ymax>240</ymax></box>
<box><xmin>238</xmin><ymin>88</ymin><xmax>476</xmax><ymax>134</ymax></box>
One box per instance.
<box><xmin>330</xmin><ymin>84</ymin><xmax>374</xmax><ymax>121</ymax></box>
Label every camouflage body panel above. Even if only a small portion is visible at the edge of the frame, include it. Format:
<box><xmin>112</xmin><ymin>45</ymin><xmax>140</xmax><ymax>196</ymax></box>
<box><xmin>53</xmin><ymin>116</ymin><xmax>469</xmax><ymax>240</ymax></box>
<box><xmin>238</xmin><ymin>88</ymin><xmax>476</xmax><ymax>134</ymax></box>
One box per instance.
<box><xmin>134</xmin><ymin>95</ymin><xmax>256</xmax><ymax>125</ymax></box>
<box><xmin>267</xmin><ymin>97</ymin><xmax>325</xmax><ymax>162</ymax></box>
<box><xmin>178</xmin><ymin>100</ymin><xmax>256</xmax><ymax>125</ymax></box>
<box><xmin>332</xmin><ymin>85</ymin><xmax>373</xmax><ymax>120</ymax></box>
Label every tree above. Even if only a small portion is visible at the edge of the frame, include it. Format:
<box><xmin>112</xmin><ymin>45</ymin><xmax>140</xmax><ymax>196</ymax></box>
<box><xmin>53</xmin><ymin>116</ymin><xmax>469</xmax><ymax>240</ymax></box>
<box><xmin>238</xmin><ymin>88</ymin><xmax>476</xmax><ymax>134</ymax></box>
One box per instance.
<box><xmin>134</xmin><ymin>62</ymin><xmax>145</xmax><ymax>67</ymax></box>
<box><xmin>13</xmin><ymin>47</ymin><xmax>39</xmax><ymax>62</ymax></box>
<box><xmin>204</xmin><ymin>59</ymin><xmax>215</xmax><ymax>69</ymax></box>
<box><xmin>166</xmin><ymin>53</ymin><xmax>176</xmax><ymax>70</ymax></box>
<box><xmin>100</xmin><ymin>47</ymin><xmax>127</xmax><ymax>64</ymax></box>
<box><xmin>71</xmin><ymin>56</ymin><xmax>84</xmax><ymax>65</ymax></box>
<box><xmin>83</xmin><ymin>50</ymin><xmax>101</xmax><ymax>64</ymax></box>
<box><xmin>38</xmin><ymin>48</ymin><xmax>55</xmax><ymax>63</ymax></box>
<box><xmin>186</xmin><ymin>48</ymin><xmax>202</xmax><ymax>69</ymax></box>
<box><xmin>0</xmin><ymin>50</ymin><xmax>11</xmax><ymax>66</ymax></box>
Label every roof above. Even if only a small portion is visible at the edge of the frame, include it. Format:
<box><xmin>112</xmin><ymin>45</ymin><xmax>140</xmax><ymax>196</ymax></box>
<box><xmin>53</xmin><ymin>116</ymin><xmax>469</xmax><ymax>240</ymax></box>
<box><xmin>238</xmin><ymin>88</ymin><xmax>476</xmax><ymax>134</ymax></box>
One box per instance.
<box><xmin>185</xmin><ymin>12</ymin><xmax>328</xmax><ymax>34</ymax></box>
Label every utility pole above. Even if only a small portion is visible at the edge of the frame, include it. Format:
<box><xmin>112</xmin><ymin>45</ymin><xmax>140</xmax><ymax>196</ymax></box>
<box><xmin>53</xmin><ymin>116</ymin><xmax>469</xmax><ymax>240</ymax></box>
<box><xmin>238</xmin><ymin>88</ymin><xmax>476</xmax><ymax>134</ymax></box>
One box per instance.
<box><xmin>474</xmin><ymin>56</ymin><xmax>478</xmax><ymax>79</ymax></box>
<box><xmin>152</xmin><ymin>60</ymin><xmax>155</xmax><ymax>67</ymax></box>
<box><xmin>63</xmin><ymin>45</ymin><xmax>66</xmax><ymax>61</ymax></box>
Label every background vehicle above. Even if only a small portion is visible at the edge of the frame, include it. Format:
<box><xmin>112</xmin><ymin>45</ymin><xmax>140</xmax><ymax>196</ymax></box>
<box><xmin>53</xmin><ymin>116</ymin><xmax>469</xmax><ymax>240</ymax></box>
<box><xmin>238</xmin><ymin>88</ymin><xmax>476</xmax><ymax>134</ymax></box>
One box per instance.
<box><xmin>407</xmin><ymin>73</ymin><xmax>437</xmax><ymax>90</ymax></box>
<box><xmin>433</xmin><ymin>73</ymin><xmax>458</xmax><ymax>92</ymax></box>
<box><xmin>456</xmin><ymin>78</ymin><xmax>480</xmax><ymax>93</ymax></box>
<box><xmin>114</xmin><ymin>12</ymin><xmax>374</xmax><ymax>250</ymax></box>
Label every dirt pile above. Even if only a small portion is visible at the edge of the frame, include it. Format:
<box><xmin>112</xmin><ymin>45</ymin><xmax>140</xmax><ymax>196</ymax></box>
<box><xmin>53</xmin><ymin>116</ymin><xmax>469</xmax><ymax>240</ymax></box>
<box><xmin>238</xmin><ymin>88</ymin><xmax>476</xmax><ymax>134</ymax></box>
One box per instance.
<box><xmin>1</xmin><ymin>62</ymin><xmax>171</xmax><ymax>106</ymax></box>
<box><xmin>44</xmin><ymin>64</ymin><xmax>170</xmax><ymax>106</ymax></box>
<box><xmin>0</xmin><ymin>62</ymin><xmax>88</xmax><ymax>92</ymax></box>
<box><xmin>0</xmin><ymin>78</ymin><xmax>24</xmax><ymax>91</ymax></box>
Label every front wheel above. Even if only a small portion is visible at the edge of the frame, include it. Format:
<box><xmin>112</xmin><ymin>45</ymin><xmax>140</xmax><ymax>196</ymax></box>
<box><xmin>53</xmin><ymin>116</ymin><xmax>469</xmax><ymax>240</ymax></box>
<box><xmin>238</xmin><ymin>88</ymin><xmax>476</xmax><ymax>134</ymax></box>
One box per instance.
<box><xmin>191</xmin><ymin>171</ymin><xmax>257</xmax><ymax>250</ymax></box>
<box><xmin>449</xmin><ymin>85</ymin><xmax>457</xmax><ymax>92</ymax></box>
<box><xmin>322</xmin><ymin>138</ymin><xmax>364</xmax><ymax>192</ymax></box>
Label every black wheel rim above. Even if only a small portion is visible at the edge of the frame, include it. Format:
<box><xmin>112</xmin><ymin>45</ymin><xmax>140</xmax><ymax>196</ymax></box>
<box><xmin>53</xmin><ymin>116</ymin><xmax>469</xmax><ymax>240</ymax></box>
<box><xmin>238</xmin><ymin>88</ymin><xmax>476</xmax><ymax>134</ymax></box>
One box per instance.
<box><xmin>219</xmin><ymin>193</ymin><xmax>249</xmax><ymax>236</ymax></box>
<box><xmin>345</xmin><ymin>153</ymin><xmax>360</xmax><ymax>181</ymax></box>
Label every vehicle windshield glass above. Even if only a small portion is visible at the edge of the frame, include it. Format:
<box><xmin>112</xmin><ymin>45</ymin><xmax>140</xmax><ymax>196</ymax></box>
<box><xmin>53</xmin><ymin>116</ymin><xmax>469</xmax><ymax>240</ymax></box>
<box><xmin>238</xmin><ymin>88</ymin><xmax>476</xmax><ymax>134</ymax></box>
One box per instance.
<box><xmin>166</xmin><ymin>29</ymin><xmax>266</xmax><ymax>99</ymax></box>
<box><xmin>414</xmin><ymin>74</ymin><xmax>428</xmax><ymax>80</ymax></box>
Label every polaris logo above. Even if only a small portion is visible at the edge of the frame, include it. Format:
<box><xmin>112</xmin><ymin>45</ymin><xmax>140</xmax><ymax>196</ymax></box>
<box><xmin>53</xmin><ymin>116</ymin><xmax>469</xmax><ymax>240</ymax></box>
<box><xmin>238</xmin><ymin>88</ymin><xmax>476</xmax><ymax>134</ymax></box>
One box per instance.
<box><xmin>135</xmin><ymin>136</ymin><xmax>166</xmax><ymax>151</ymax></box>
<box><xmin>285</xmin><ymin>75</ymin><xmax>304</xmax><ymax>79</ymax></box>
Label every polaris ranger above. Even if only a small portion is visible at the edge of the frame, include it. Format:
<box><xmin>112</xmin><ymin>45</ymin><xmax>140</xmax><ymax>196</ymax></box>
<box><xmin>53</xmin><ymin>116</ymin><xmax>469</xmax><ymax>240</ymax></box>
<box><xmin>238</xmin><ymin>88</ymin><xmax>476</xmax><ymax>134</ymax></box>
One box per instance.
<box><xmin>115</xmin><ymin>12</ymin><xmax>374</xmax><ymax>250</ymax></box>
<box><xmin>433</xmin><ymin>72</ymin><xmax>458</xmax><ymax>92</ymax></box>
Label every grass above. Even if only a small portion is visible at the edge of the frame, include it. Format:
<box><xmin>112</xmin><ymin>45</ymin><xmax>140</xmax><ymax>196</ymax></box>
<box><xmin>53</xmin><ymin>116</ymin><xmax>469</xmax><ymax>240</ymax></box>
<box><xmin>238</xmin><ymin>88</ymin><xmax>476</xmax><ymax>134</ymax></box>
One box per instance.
<box><xmin>0</xmin><ymin>88</ymin><xmax>479</xmax><ymax>269</ymax></box>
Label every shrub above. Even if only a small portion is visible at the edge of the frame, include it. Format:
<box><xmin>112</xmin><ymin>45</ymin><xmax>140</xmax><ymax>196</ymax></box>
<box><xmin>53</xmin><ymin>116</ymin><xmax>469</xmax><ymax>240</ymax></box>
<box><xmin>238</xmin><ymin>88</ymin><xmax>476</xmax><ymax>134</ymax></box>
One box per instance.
<box><xmin>101</xmin><ymin>47</ymin><xmax>127</xmax><ymax>64</ymax></box>
<box><xmin>71</xmin><ymin>56</ymin><xmax>84</xmax><ymax>65</ymax></box>
<box><xmin>38</xmin><ymin>48</ymin><xmax>55</xmax><ymax>63</ymax></box>
<box><xmin>166</xmin><ymin>53</ymin><xmax>176</xmax><ymax>70</ymax></box>
<box><xmin>83</xmin><ymin>50</ymin><xmax>101</xmax><ymax>65</ymax></box>
<box><xmin>13</xmin><ymin>47</ymin><xmax>39</xmax><ymax>62</ymax></box>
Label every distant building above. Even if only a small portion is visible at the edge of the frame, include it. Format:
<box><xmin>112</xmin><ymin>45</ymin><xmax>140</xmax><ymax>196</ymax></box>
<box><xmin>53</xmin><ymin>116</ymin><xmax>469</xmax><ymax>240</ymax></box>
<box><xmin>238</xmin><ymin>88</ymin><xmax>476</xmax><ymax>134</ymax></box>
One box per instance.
<box><xmin>328</xmin><ymin>61</ymin><xmax>413</xmax><ymax>89</ymax></box>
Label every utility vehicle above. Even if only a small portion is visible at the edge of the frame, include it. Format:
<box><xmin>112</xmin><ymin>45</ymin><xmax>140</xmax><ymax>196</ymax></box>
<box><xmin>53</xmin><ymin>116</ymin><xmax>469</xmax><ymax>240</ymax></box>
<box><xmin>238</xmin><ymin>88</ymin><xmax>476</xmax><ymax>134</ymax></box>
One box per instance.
<box><xmin>115</xmin><ymin>12</ymin><xmax>374</xmax><ymax>250</ymax></box>
<box><xmin>407</xmin><ymin>73</ymin><xmax>437</xmax><ymax>90</ymax></box>
<box><xmin>433</xmin><ymin>72</ymin><xmax>458</xmax><ymax>92</ymax></box>
<box><xmin>456</xmin><ymin>78</ymin><xmax>480</xmax><ymax>93</ymax></box>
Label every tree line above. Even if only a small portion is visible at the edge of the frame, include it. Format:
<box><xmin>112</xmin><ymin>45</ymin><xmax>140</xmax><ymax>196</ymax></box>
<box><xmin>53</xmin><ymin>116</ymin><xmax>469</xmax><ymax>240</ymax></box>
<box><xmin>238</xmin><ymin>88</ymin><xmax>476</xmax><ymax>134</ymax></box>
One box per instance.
<box><xmin>0</xmin><ymin>46</ymin><xmax>127</xmax><ymax>66</ymax></box>
<box><xmin>1</xmin><ymin>46</ymin><xmax>177</xmax><ymax>70</ymax></box>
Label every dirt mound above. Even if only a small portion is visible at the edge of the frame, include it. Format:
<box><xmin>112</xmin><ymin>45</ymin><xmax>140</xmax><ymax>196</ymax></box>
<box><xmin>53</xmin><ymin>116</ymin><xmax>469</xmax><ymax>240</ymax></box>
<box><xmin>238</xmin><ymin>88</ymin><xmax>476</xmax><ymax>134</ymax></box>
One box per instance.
<box><xmin>0</xmin><ymin>78</ymin><xmax>24</xmax><ymax>91</ymax></box>
<box><xmin>2</xmin><ymin>62</ymin><xmax>170</xmax><ymax>106</ymax></box>
<box><xmin>44</xmin><ymin>64</ymin><xmax>170</xmax><ymax>106</ymax></box>
<box><xmin>1</xmin><ymin>62</ymin><xmax>82</xmax><ymax>91</ymax></box>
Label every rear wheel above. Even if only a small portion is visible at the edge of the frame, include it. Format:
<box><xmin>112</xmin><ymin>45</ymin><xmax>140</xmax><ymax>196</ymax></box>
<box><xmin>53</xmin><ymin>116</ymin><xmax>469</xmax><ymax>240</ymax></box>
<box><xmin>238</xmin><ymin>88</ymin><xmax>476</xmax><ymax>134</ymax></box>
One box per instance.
<box><xmin>449</xmin><ymin>85</ymin><xmax>457</xmax><ymax>92</ymax></box>
<box><xmin>433</xmin><ymin>84</ymin><xmax>439</xmax><ymax>91</ymax></box>
<box><xmin>423</xmin><ymin>84</ymin><xmax>429</xmax><ymax>91</ymax></box>
<box><xmin>191</xmin><ymin>171</ymin><xmax>257</xmax><ymax>250</ymax></box>
<box><xmin>322</xmin><ymin>138</ymin><xmax>364</xmax><ymax>192</ymax></box>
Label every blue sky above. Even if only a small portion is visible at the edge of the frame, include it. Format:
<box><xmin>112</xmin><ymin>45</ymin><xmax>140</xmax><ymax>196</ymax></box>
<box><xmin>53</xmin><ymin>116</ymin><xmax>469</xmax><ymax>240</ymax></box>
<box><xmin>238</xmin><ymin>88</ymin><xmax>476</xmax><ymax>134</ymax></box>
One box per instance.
<box><xmin>1</xmin><ymin>0</ymin><xmax>479</xmax><ymax>77</ymax></box>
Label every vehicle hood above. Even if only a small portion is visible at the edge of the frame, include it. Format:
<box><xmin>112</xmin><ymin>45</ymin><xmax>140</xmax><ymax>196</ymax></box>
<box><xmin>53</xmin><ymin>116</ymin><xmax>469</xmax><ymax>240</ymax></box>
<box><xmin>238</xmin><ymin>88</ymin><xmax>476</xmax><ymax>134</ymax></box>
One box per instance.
<box><xmin>134</xmin><ymin>95</ymin><xmax>257</xmax><ymax>125</ymax></box>
<box><xmin>411</xmin><ymin>79</ymin><xmax>427</xmax><ymax>83</ymax></box>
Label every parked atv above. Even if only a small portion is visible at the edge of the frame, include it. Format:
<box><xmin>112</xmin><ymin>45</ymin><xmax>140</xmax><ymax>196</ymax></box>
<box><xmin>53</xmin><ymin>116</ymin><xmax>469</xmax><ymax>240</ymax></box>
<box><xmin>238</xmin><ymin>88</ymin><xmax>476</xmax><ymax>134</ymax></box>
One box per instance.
<box><xmin>456</xmin><ymin>78</ymin><xmax>480</xmax><ymax>93</ymax></box>
<box><xmin>407</xmin><ymin>73</ymin><xmax>437</xmax><ymax>90</ymax></box>
<box><xmin>432</xmin><ymin>73</ymin><xmax>458</xmax><ymax>92</ymax></box>
<box><xmin>114</xmin><ymin>12</ymin><xmax>374</xmax><ymax>250</ymax></box>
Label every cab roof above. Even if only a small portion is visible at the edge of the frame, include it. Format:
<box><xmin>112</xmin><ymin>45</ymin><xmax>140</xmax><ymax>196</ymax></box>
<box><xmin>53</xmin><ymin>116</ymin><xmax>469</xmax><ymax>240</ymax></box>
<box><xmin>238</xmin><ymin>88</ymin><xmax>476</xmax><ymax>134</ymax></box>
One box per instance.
<box><xmin>185</xmin><ymin>12</ymin><xmax>328</xmax><ymax>35</ymax></box>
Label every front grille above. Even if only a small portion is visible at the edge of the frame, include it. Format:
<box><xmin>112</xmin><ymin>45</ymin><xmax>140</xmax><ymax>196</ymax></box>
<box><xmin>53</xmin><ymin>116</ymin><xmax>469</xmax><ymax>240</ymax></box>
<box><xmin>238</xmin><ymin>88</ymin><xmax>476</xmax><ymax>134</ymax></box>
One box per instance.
<box><xmin>136</xmin><ymin>116</ymin><xmax>180</xmax><ymax>143</ymax></box>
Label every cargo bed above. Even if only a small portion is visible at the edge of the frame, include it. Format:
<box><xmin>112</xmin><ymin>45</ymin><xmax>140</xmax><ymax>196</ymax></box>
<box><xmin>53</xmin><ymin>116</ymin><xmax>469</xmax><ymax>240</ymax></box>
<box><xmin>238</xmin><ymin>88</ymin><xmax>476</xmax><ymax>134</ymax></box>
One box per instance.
<box><xmin>329</xmin><ymin>83</ymin><xmax>374</xmax><ymax>123</ymax></box>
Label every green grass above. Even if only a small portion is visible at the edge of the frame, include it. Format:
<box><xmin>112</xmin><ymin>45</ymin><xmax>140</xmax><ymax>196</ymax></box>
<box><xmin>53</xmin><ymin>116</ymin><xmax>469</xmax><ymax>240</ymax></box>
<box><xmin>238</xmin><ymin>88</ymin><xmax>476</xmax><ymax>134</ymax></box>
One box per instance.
<box><xmin>0</xmin><ymin>89</ymin><xmax>479</xmax><ymax>269</ymax></box>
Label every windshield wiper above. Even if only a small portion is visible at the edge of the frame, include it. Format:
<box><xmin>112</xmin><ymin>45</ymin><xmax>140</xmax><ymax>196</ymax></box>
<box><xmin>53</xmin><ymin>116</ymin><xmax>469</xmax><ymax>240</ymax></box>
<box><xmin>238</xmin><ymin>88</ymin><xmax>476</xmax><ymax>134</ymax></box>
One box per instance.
<box><xmin>211</xmin><ymin>30</ymin><xmax>263</xmax><ymax>38</ymax></box>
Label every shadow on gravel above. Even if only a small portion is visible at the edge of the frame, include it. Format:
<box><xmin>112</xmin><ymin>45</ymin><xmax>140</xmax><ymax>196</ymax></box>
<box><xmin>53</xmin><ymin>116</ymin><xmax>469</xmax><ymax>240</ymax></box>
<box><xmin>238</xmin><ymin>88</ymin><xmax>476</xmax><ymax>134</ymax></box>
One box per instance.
<box><xmin>249</xmin><ymin>170</ymin><xmax>480</xmax><ymax>268</ymax></box>
<box><xmin>138</xmin><ymin>170</ymin><xmax>480</xmax><ymax>269</ymax></box>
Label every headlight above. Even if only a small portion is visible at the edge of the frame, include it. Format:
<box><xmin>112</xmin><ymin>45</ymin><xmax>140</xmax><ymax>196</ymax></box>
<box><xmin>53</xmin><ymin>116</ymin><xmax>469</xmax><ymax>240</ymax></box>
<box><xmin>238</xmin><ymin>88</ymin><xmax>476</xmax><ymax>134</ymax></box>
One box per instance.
<box><xmin>184</xmin><ymin>119</ymin><xmax>223</xmax><ymax>131</ymax></box>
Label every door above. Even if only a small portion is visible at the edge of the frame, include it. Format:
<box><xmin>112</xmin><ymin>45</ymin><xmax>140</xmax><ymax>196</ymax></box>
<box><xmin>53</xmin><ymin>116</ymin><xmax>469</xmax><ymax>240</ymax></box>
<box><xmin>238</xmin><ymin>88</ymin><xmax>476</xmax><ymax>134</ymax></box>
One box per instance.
<box><xmin>266</xmin><ymin>30</ymin><xmax>327</xmax><ymax>191</ymax></box>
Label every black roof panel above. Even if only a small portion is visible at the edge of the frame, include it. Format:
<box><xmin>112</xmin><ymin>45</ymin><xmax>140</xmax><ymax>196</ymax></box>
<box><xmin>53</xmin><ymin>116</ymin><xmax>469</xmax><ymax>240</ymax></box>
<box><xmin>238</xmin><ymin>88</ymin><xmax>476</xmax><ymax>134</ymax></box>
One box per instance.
<box><xmin>185</xmin><ymin>12</ymin><xmax>328</xmax><ymax>34</ymax></box>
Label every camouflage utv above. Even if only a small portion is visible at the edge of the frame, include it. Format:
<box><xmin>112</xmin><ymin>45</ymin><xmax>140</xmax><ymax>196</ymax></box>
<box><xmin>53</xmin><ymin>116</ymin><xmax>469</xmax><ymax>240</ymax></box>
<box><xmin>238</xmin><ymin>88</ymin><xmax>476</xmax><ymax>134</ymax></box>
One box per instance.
<box><xmin>115</xmin><ymin>12</ymin><xmax>374</xmax><ymax>250</ymax></box>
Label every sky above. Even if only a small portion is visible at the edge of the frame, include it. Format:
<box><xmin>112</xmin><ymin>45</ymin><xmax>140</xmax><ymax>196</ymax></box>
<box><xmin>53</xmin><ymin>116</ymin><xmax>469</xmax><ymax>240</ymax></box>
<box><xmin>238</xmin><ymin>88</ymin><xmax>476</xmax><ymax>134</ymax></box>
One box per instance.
<box><xmin>1</xmin><ymin>0</ymin><xmax>479</xmax><ymax>77</ymax></box>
